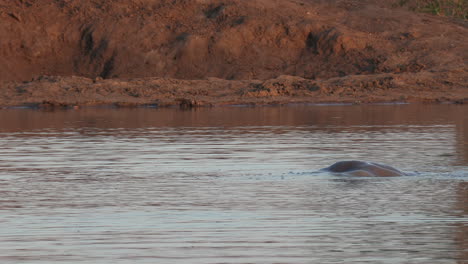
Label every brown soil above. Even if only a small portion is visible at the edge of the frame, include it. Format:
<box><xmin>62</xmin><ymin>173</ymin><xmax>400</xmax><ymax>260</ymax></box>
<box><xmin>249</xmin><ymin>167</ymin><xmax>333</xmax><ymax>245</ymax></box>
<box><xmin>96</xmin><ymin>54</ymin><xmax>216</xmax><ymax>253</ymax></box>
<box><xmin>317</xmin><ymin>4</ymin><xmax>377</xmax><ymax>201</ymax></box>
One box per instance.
<box><xmin>0</xmin><ymin>0</ymin><xmax>467</xmax><ymax>108</ymax></box>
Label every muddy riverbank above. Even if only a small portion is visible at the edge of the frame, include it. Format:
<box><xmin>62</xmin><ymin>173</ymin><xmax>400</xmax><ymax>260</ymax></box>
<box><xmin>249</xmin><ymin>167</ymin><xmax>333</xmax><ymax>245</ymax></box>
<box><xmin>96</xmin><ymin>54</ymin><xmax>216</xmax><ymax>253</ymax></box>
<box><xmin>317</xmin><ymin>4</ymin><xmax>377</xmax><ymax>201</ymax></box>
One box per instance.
<box><xmin>0</xmin><ymin>0</ymin><xmax>466</xmax><ymax>108</ymax></box>
<box><xmin>1</xmin><ymin>73</ymin><xmax>467</xmax><ymax>108</ymax></box>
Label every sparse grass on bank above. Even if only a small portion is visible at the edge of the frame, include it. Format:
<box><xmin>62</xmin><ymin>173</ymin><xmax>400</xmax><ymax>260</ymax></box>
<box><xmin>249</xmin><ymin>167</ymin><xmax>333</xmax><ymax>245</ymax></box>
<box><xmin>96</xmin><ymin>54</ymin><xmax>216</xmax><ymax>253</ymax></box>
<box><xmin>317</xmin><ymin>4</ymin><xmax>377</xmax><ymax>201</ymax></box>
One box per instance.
<box><xmin>395</xmin><ymin>0</ymin><xmax>467</xmax><ymax>19</ymax></box>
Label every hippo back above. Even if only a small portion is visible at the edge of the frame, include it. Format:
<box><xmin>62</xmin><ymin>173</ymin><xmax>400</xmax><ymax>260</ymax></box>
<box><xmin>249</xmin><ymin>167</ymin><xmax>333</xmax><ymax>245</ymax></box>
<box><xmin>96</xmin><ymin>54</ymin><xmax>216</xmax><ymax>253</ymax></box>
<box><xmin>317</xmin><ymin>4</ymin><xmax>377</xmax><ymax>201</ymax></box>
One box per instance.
<box><xmin>324</xmin><ymin>161</ymin><xmax>406</xmax><ymax>177</ymax></box>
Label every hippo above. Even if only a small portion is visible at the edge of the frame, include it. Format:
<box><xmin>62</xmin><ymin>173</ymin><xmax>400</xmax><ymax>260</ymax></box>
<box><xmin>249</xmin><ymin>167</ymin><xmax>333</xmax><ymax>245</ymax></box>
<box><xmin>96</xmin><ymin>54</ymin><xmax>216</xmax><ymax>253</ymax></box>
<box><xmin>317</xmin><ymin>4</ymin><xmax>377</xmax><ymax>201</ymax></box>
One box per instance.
<box><xmin>322</xmin><ymin>161</ymin><xmax>407</xmax><ymax>177</ymax></box>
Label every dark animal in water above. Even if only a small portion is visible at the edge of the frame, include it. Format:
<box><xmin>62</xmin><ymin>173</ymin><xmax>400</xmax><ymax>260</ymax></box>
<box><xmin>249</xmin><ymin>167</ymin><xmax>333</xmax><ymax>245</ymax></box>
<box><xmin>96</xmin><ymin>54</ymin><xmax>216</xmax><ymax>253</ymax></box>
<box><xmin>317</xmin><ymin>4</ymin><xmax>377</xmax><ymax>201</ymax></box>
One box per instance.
<box><xmin>322</xmin><ymin>161</ymin><xmax>407</xmax><ymax>177</ymax></box>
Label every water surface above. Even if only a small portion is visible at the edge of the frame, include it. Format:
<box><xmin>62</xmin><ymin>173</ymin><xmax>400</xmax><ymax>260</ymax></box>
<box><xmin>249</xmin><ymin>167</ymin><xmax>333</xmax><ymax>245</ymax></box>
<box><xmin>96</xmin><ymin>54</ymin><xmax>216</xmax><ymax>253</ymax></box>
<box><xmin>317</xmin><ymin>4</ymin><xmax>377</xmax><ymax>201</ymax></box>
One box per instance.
<box><xmin>0</xmin><ymin>104</ymin><xmax>467</xmax><ymax>263</ymax></box>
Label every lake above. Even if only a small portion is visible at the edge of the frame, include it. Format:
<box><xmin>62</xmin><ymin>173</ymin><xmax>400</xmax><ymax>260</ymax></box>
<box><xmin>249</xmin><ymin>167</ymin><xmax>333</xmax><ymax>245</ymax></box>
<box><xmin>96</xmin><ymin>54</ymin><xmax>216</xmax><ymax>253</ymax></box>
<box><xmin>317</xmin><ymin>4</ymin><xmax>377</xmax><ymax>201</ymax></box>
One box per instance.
<box><xmin>0</xmin><ymin>104</ymin><xmax>467</xmax><ymax>263</ymax></box>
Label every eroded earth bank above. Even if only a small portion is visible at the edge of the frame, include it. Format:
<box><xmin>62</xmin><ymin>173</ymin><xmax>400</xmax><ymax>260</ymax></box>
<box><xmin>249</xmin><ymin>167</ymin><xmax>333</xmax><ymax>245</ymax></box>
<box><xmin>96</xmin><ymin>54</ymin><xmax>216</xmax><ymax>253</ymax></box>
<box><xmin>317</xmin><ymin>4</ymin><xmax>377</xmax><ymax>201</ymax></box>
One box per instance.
<box><xmin>0</xmin><ymin>0</ymin><xmax>467</xmax><ymax>108</ymax></box>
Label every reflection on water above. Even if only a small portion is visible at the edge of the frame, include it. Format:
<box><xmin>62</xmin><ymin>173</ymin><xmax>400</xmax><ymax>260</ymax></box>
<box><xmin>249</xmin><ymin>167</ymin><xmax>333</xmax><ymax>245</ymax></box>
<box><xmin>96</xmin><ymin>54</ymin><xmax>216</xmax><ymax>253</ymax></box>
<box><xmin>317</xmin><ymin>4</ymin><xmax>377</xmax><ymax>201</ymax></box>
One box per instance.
<box><xmin>0</xmin><ymin>104</ymin><xmax>467</xmax><ymax>263</ymax></box>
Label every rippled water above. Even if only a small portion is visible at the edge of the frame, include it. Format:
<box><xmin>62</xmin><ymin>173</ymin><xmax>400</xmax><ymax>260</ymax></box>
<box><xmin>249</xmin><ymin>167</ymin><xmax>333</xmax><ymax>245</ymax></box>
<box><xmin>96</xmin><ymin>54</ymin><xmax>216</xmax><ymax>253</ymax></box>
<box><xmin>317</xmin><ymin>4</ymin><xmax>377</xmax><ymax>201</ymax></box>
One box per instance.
<box><xmin>0</xmin><ymin>104</ymin><xmax>467</xmax><ymax>263</ymax></box>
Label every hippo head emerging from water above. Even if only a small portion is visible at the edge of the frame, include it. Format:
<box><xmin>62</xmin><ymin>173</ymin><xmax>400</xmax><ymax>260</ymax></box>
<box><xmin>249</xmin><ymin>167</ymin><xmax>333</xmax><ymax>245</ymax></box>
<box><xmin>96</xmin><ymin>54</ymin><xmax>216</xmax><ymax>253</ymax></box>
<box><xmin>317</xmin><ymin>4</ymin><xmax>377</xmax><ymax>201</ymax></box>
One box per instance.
<box><xmin>322</xmin><ymin>161</ymin><xmax>407</xmax><ymax>177</ymax></box>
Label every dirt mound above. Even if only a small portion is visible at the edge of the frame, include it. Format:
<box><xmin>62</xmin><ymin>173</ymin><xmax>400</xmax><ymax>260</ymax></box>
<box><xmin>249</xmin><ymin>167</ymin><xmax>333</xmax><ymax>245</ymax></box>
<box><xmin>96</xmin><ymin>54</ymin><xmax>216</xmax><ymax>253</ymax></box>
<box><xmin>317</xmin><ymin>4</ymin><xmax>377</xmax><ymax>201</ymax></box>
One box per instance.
<box><xmin>0</xmin><ymin>0</ymin><xmax>466</xmax><ymax>106</ymax></box>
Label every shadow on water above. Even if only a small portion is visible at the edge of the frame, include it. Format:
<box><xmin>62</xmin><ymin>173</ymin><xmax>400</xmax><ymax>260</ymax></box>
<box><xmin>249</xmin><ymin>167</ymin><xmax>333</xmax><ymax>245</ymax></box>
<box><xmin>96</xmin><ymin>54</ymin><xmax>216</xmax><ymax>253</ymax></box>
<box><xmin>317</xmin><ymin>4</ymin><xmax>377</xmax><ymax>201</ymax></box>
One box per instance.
<box><xmin>456</xmin><ymin>115</ymin><xmax>468</xmax><ymax>166</ymax></box>
<box><xmin>0</xmin><ymin>104</ymin><xmax>467</xmax><ymax>159</ymax></box>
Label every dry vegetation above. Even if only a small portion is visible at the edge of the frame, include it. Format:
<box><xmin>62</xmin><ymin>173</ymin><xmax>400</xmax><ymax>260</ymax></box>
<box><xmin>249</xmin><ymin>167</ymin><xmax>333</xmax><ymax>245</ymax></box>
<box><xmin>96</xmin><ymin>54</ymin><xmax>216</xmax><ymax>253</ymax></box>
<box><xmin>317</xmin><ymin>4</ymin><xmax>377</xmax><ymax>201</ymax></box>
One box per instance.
<box><xmin>396</xmin><ymin>0</ymin><xmax>467</xmax><ymax>19</ymax></box>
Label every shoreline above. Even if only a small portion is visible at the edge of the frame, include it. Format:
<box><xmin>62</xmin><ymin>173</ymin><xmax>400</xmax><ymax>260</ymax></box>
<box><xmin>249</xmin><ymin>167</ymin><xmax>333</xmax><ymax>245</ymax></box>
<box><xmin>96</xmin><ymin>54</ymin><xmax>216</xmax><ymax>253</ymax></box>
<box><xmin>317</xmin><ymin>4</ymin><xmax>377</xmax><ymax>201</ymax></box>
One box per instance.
<box><xmin>1</xmin><ymin>73</ymin><xmax>467</xmax><ymax>110</ymax></box>
<box><xmin>2</xmin><ymin>101</ymin><xmax>417</xmax><ymax>111</ymax></box>
<box><xmin>1</xmin><ymin>74</ymin><xmax>466</xmax><ymax>110</ymax></box>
